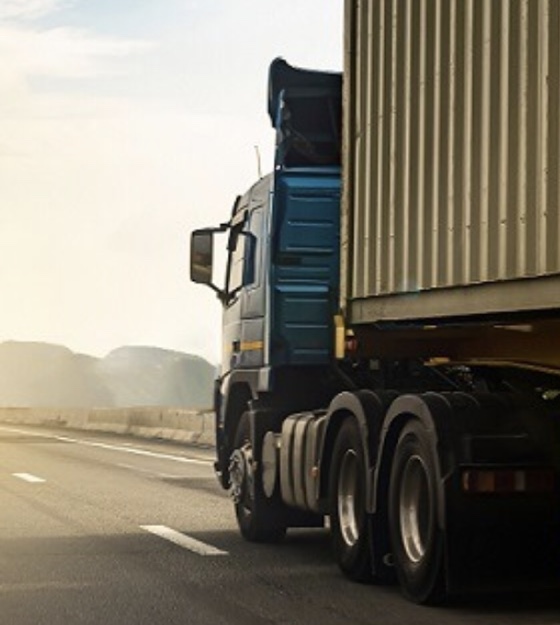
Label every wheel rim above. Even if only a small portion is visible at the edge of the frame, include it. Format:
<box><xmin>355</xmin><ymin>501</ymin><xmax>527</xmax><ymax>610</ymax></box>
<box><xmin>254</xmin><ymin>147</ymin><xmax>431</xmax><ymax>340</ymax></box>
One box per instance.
<box><xmin>399</xmin><ymin>454</ymin><xmax>431</xmax><ymax>563</ymax></box>
<box><xmin>229</xmin><ymin>444</ymin><xmax>254</xmax><ymax>516</ymax></box>
<box><xmin>338</xmin><ymin>449</ymin><xmax>360</xmax><ymax>547</ymax></box>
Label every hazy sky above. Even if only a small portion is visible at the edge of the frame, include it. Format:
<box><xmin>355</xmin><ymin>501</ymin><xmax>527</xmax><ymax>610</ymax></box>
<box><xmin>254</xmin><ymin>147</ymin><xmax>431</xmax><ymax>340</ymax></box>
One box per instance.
<box><xmin>0</xmin><ymin>0</ymin><xmax>343</xmax><ymax>362</ymax></box>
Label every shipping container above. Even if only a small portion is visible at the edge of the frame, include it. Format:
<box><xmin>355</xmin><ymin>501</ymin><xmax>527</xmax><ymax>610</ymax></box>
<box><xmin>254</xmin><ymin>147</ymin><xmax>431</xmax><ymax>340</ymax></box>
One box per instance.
<box><xmin>342</xmin><ymin>0</ymin><xmax>560</xmax><ymax>324</ymax></box>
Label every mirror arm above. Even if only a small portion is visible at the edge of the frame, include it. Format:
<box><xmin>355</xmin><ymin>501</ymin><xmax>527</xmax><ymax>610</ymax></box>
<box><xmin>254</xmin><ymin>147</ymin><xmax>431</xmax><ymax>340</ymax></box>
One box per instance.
<box><xmin>209</xmin><ymin>282</ymin><xmax>227</xmax><ymax>304</ymax></box>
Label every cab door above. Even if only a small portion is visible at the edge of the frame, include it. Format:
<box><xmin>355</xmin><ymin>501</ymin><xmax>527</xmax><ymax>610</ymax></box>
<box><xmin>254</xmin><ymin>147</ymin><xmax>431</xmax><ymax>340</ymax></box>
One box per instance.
<box><xmin>222</xmin><ymin>178</ymin><xmax>270</xmax><ymax>375</ymax></box>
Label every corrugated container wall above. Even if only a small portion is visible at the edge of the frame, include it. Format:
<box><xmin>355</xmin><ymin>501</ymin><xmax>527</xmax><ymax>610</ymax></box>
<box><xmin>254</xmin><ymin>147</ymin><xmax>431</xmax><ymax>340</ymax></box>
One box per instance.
<box><xmin>342</xmin><ymin>0</ymin><xmax>560</xmax><ymax>324</ymax></box>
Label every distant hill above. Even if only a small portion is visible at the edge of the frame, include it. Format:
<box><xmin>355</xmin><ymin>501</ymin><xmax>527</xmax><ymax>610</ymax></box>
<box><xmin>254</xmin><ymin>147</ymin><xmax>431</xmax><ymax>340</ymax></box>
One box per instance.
<box><xmin>0</xmin><ymin>342</ymin><xmax>215</xmax><ymax>408</ymax></box>
<box><xmin>98</xmin><ymin>346</ymin><xmax>215</xmax><ymax>408</ymax></box>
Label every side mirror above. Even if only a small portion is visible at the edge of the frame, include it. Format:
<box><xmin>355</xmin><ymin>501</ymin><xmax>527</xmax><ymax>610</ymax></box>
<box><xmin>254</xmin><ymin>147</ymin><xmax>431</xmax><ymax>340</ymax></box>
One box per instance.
<box><xmin>190</xmin><ymin>230</ymin><xmax>214</xmax><ymax>285</ymax></box>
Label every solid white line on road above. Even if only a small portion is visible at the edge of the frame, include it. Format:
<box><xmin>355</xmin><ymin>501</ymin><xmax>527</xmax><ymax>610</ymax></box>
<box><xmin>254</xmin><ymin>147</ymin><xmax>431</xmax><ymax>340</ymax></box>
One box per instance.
<box><xmin>0</xmin><ymin>426</ymin><xmax>212</xmax><ymax>467</ymax></box>
<box><xmin>12</xmin><ymin>472</ymin><xmax>46</xmax><ymax>483</ymax></box>
<box><xmin>140</xmin><ymin>525</ymin><xmax>228</xmax><ymax>556</ymax></box>
<box><xmin>53</xmin><ymin>436</ymin><xmax>213</xmax><ymax>466</ymax></box>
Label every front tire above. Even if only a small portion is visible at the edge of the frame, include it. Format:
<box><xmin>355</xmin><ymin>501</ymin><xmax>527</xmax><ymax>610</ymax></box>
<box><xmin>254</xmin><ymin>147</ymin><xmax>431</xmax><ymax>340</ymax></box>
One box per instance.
<box><xmin>329</xmin><ymin>418</ymin><xmax>372</xmax><ymax>582</ymax></box>
<box><xmin>230</xmin><ymin>412</ymin><xmax>286</xmax><ymax>543</ymax></box>
<box><xmin>388</xmin><ymin>420</ymin><xmax>445</xmax><ymax>604</ymax></box>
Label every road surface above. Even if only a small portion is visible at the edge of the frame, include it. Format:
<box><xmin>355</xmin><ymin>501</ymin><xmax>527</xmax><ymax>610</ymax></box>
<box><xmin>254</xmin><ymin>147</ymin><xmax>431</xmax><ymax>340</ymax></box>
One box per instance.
<box><xmin>0</xmin><ymin>424</ymin><xmax>559</xmax><ymax>625</ymax></box>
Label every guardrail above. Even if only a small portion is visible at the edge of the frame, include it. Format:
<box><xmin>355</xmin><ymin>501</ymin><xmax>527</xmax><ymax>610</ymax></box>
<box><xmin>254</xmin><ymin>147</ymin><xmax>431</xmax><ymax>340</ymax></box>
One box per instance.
<box><xmin>0</xmin><ymin>407</ymin><xmax>216</xmax><ymax>447</ymax></box>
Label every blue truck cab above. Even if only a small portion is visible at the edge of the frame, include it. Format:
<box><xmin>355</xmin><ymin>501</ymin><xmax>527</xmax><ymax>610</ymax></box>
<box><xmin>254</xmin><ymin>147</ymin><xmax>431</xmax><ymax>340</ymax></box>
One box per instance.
<box><xmin>191</xmin><ymin>59</ymin><xmax>342</xmax><ymax>487</ymax></box>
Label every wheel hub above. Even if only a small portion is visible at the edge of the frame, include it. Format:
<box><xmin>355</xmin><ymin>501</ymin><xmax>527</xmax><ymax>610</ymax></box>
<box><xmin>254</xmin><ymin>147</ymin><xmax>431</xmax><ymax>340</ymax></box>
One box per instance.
<box><xmin>338</xmin><ymin>449</ymin><xmax>360</xmax><ymax>547</ymax></box>
<box><xmin>229</xmin><ymin>444</ymin><xmax>254</xmax><ymax>504</ymax></box>
<box><xmin>399</xmin><ymin>454</ymin><xmax>431</xmax><ymax>563</ymax></box>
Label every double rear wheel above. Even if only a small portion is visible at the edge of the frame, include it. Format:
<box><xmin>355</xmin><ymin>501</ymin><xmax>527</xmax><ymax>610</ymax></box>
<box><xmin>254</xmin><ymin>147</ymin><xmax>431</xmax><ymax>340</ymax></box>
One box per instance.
<box><xmin>329</xmin><ymin>417</ymin><xmax>446</xmax><ymax>603</ymax></box>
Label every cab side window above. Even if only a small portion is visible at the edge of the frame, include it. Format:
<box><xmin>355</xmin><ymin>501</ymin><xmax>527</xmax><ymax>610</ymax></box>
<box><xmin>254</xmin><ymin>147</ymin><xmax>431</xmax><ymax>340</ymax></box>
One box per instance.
<box><xmin>225</xmin><ymin>207</ymin><xmax>262</xmax><ymax>299</ymax></box>
<box><xmin>245</xmin><ymin>207</ymin><xmax>263</xmax><ymax>288</ymax></box>
<box><xmin>227</xmin><ymin>222</ymin><xmax>247</xmax><ymax>296</ymax></box>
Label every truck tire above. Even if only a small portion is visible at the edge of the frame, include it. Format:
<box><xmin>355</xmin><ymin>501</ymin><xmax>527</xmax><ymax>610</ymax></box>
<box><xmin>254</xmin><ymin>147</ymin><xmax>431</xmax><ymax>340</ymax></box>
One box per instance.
<box><xmin>388</xmin><ymin>420</ymin><xmax>445</xmax><ymax>604</ymax></box>
<box><xmin>231</xmin><ymin>412</ymin><xmax>286</xmax><ymax>543</ymax></box>
<box><xmin>329</xmin><ymin>418</ymin><xmax>372</xmax><ymax>582</ymax></box>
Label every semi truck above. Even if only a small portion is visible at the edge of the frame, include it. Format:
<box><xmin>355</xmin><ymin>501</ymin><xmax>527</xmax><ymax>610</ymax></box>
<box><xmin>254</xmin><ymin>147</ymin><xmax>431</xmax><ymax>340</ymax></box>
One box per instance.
<box><xmin>190</xmin><ymin>1</ymin><xmax>560</xmax><ymax>604</ymax></box>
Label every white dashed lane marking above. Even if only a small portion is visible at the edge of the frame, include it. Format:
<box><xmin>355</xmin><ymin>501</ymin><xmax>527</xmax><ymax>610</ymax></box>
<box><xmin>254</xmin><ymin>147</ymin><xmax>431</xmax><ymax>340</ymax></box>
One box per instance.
<box><xmin>140</xmin><ymin>525</ymin><xmax>228</xmax><ymax>556</ymax></box>
<box><xmin>12</xmin><ymin>473</ymin><xmax>46</xmax><ymax>483</ymax></box>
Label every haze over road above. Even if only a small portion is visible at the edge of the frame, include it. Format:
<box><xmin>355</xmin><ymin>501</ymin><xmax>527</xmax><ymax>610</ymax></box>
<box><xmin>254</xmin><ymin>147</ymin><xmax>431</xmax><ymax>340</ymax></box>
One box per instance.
<box><xmin>1</xmin><ymin>424</ymin><xmax>559</xmax><ymax>625</ymax></box>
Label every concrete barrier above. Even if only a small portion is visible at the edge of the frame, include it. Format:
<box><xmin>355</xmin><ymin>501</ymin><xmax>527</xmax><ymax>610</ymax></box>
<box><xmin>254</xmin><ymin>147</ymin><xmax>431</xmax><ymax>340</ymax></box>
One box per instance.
<box><xmin>0</xmin><ymin>407</ymin><xmax>216</xmax><ymax>447</ymax></box>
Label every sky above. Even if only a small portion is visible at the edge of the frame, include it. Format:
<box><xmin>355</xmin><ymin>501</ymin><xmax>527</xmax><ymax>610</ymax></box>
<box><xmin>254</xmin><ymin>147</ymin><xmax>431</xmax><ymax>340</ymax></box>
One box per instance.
<box><xmin>0</xmin><ymin>0</ymin><xmax>343</xmax><ymax>363</ymax></box>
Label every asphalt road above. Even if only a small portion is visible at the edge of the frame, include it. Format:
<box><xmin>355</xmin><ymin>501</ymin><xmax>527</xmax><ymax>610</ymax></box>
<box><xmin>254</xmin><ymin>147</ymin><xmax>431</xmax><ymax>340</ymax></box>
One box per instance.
<box><xmin>1</xmin><ymin>424</ymin><xmax>560</xmax><ymax>625</ymax></box>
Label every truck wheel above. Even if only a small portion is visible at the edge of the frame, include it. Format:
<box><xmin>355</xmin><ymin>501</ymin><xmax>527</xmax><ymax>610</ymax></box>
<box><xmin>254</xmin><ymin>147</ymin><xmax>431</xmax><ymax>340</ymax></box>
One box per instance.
<box><xmin>329</xmin><ymin>418</ymin><xmax>372</xmax><ymax>582</ymax></box>
<box><xmin>388</xmin><ymin>421</ymin><xmax>445</xmax><ymax>604</ymax></box>
<box><xmin>230</xmin><ymin>412</ymin><xmax>286</xmax><ymax>543</ymax></box>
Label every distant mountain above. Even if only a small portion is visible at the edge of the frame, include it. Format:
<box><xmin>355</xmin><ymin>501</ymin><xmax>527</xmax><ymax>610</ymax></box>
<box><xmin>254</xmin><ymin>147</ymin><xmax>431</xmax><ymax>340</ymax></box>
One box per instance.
<box><xmin>98</xmin><ymin>346</ymin><xmax>215</xmax><ymax>408</ymax></box>
<box><xmin>0</xmin><ymin>341</ymin><xmax>215</xmax><ymax>408</ymax></box>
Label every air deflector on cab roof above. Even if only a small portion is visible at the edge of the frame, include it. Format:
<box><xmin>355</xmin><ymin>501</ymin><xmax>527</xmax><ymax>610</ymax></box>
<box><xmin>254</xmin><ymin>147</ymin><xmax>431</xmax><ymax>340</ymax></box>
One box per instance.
<box><xmin>268</xmin><ymin>58</ymin><xmax>342</xmax><ymax>168</ymax></box>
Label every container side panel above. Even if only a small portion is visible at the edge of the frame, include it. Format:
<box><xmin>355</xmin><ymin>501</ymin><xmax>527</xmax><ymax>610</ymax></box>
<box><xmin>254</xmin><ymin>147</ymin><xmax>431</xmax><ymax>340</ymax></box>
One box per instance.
<box><xmin>344</xmin><ymin>0</ymin><xmax>560</xmax><ymax>323</ymax></box>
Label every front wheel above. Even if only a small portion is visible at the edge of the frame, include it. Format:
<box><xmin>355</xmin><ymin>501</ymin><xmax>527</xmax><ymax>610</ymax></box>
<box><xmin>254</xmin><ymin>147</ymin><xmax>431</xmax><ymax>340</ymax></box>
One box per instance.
<box><xmin>329</xmin><ymin>418</ymin><xmax>372</xmax><ymax>582</ymax></box>
<box><xmin>230</xmin><ymin>412</ymin><xmax>286</xmax><ymax>543</ymax></box>
<box><xmin>388</xmin><ymin>420</ymin><xmax>446</xmax><ymax>604</ymax></box>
